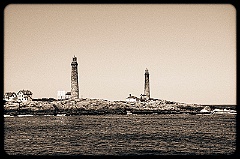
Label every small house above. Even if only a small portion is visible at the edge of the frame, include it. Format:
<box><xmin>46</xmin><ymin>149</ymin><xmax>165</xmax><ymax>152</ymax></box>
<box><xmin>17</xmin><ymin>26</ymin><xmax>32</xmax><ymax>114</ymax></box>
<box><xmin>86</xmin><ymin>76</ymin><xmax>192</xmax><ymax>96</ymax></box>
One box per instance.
<box><xmin>65</xmin><ymin>92</ymin><xmax>71</xmax><ymax>99</ymax></box>
<box><xmin>17</xmin><ymin>90</ymin><xmax>33</xmax><ymax>102</ymax></box>
<box><xmin>4</xmin><ymin>92</ymin><xmax>17</xmax><ymax>102</ymax></box>
<box><xmin>57</xmin><ymin>91</ymin><xmax>66</xmax><ymax>100</ymax></box>
<box><xmin>126</xmin><ymin>94</ymin><xmax>139</xmax><ymax>103</ymax></box>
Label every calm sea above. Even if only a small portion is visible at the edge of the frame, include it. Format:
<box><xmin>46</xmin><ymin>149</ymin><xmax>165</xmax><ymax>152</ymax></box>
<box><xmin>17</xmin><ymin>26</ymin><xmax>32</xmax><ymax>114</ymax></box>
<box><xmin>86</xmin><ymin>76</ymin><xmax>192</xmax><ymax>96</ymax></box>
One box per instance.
<box><xmin>4</xmin><ymin>114</ymin><xmax>236</xmax><ymax>155</ymax></box>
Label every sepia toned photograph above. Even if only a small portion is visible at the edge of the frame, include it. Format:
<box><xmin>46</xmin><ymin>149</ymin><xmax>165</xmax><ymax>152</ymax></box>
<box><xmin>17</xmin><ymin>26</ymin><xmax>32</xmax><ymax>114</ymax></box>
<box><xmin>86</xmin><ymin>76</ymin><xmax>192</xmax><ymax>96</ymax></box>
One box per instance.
<box><xmin>3</xmin><ymin>4</ymin><xmax>236</xmax><ymax>155</ymax></box>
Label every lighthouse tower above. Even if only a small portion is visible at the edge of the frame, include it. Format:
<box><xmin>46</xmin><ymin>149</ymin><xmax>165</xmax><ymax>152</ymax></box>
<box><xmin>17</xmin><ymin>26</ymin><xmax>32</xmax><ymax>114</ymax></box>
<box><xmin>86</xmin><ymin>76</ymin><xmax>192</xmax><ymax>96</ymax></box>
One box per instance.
<box><xmin>144</xmin><ymin>68</ymin><xmax>150</xmax><ymax>100</ymax></box>
<box><xmin>71</xmin><ymin>56</ymin><xmax>79</xmax><ymax>99</ymax></box>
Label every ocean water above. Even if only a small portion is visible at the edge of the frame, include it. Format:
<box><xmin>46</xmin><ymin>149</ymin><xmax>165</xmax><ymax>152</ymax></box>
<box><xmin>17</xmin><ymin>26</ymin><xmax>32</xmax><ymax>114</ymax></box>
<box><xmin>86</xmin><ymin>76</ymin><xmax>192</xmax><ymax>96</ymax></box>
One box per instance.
<box><xmin>4</xmin><ymin>114</ymin><xmax>236</xmax><ymax>155</ymax></box>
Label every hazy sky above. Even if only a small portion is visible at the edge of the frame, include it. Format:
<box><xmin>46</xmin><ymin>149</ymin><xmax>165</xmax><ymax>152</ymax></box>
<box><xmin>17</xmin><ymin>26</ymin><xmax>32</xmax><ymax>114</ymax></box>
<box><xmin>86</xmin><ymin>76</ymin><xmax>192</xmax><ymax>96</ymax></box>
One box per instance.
<box><xmin>4</xmin><ymin>4</ymin><xmax>236</xmax><ymax>105</ymax></box>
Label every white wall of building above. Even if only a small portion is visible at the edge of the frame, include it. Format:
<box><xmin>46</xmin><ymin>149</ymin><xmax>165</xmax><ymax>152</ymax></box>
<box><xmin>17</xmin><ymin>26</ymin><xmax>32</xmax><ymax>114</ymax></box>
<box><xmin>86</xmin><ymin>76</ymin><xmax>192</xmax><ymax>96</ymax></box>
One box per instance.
<box><xmin>126</xmin><ymin>97</ymin><xmax>137</xmax><ymax>103</ymax></box>
<box><xmin>17</xmin><ymin>92</ymin><xmax>32</xmax><ymax>102</ymax></box>
<box><xmin>57</xmin><ymin>91</ymin><xmax>66</xmax><ymax>100</ymax></box>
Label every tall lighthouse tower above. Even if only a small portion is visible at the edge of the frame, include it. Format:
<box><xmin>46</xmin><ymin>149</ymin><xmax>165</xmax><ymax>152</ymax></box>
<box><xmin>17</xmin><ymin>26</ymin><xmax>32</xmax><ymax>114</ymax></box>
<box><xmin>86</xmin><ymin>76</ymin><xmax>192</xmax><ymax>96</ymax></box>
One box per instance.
<box><xmin>71</xmin><ymin>56</ymin><xmax>79</xmax><ymax>99</ymax></box>
<box><xmin>144</xmin><ymin>68</ymin><xmax>150</xmax><ymax>100</ymax></box>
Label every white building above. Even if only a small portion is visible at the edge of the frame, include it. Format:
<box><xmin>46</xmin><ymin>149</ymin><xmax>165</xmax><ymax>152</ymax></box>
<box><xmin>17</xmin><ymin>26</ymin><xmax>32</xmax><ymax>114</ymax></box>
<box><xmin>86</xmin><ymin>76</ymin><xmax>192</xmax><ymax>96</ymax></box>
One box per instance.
<box><xmin>17</xmin><ymin>90</ymin><xmax>33</xmax><ymax>102</ymax></box>
<box><xmin>126</xmin><ymin>94</ymin><xmax>139</xmax><ymax>103</ymax></box>
<box><xmin>65</xmin><ymin>92</ymin><xmax>71</xmax><ymax>99</ymax></box>
<box><xmin>57</xmin><ymin>91</ymin><xmax>66</xmax><ymax>100</ymax></box>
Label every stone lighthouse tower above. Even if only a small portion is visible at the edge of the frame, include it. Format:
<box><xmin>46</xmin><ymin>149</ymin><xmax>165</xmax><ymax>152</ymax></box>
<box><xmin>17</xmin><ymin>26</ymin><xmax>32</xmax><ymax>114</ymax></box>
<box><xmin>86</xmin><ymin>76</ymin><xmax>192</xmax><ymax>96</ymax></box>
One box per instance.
<box><xmin>144</xmin><ymin>68</ymin><xmax>150</xmax><ymax>100</ymax></box>
<box><xmin>71</xmin><ymin>56</ymin><xmax>79</xmax><ymax>99</ymax></box>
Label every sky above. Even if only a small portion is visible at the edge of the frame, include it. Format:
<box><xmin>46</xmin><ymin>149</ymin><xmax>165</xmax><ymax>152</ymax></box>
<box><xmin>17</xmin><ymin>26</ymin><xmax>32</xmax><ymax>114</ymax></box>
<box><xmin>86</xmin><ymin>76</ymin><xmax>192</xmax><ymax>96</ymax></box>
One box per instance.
<box><xmin>4</xmin><ymin>4</ymin><xmax>236</xmax><ymax>105</ymax></box>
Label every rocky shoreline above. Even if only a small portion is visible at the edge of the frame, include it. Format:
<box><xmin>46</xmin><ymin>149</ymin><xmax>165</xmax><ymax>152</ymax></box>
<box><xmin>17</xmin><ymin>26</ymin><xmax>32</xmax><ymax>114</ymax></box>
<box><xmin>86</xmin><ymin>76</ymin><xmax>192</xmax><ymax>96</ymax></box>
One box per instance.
<box><xmin>5</xmin><ymin>98</ymin><xmax>236</xmax><ymax>116</ymax></box>
<box><xmin>3</xmin><ymin>98</ymin><xmax>207</xmax><ymax>116</ymax></box>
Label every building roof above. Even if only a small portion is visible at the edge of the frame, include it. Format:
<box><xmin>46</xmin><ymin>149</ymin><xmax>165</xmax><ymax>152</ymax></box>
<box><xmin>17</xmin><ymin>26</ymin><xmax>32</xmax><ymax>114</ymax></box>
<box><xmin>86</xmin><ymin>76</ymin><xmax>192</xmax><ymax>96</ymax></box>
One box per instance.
<box><xmin>17</xmin><ymin>90</ymin><xmax>32</xmax><ymax>95</ymax></box>
<box><xmin>126</xmin><ymin>95</ymin><xmax>139</xmax><ymax>100</ymax></box>
<box><xmin>5</xmin><ymin>92</ymin><xmax>16</xmax><ymax>97</ymax></box>
<box><xmin>66</xmin><ymin>92</ymin><xmax>71</xmax><ymax>95</ymax></box>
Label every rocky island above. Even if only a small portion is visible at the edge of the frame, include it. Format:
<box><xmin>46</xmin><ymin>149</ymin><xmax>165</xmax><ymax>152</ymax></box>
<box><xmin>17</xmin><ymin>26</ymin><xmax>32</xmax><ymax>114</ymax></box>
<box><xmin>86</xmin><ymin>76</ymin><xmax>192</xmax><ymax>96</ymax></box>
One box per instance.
<box><xmin>4</xmin><ymin>97</ymin><xmax>207</xmax><ymax>116</ymax></box>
